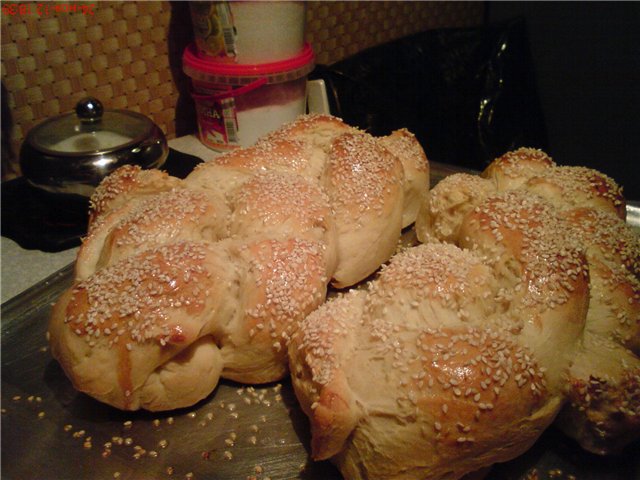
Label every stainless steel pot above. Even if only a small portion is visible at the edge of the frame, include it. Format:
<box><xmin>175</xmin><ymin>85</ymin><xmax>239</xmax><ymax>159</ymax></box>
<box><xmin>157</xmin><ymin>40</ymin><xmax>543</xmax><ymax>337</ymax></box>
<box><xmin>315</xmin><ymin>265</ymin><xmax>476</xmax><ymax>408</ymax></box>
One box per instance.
<box><xmin>20</xmin><ymin>97</ymin><xmax>168</xmax><ymax>198</ymax></box>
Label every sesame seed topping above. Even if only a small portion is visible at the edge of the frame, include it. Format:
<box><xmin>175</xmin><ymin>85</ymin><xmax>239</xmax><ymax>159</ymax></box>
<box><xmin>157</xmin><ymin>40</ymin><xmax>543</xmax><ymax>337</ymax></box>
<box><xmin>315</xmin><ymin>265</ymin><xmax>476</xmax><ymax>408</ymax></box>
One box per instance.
<box><xmin>326</xmin><ymin>133</ymin><xmax>403</xmax><ymax>218</ymax></box>
<box><xmin>67</xmin><ymin>241</ymin><xmax>213</xmax><ymax>348</ymax></box>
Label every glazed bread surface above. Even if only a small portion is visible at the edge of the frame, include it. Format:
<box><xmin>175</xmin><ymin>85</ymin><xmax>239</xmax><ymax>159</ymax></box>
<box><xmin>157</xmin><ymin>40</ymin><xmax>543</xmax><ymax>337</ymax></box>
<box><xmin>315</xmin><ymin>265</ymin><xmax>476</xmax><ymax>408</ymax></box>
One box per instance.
<box><xmin>289</xmin><ymin>147</ymin><xmax>638</xmax><ymax>480</ymax></box>
<box><xmin>415</xmin><ymin>147</ymin><xmax>639</xmax><ymax>455</ymax></box>
<box><xmin>48</xmin><ymin>114</ymin><xmax>429</xmax><ymax>412</ymax></box>
<box><xmin>290</xmin><ymin>191</ymin><xmax>590</xmax><ymax>479</ymax></box>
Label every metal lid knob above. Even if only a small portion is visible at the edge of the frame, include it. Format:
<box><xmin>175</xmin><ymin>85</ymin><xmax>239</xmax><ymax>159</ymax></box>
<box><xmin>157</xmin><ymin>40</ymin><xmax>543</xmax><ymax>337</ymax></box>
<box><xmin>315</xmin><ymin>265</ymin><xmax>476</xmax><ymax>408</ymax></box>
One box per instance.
<box><xmin>75</xmin><ymin>97</ymin><xmax>104</xmax><ymax>123</ymax></box>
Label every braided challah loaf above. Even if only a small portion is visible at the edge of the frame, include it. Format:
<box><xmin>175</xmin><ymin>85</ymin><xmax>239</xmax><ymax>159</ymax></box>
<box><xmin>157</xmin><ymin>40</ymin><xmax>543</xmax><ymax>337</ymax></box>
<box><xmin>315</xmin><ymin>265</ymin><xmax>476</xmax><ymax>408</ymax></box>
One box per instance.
<box><xmin>415</xmin><ymin>148</ymin><xmax>639</xmax><ymax>455</ymax></box>
<box><xmin>48</xmin><ymin>114</ymin><xmax>428</xmax><ymax>411</ymax></box>
<box><xmin>289</xmin><ymin>190</ymin><xmax>589</xmax><ymax>479</ymax></box>
<box><xmin>288</xmin><ymin>147</ymin><xmax>638</xmax><ymax>479</ymax></box>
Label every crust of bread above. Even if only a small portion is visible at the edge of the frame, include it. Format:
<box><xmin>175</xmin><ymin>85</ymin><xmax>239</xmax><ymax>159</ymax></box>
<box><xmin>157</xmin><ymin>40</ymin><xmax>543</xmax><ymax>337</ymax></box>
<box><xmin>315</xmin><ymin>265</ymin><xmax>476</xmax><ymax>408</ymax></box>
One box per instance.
<box><xmin>290</xmin><ymin>233</ymin><xmax>585</xmax><ymax>479</ymax></box>
<box><xmin>50</xmin><ymin>114</ymin><xmax>429</xmax><ymax>411</ymax></box>
<box><xmin>413</xmin><ymin>149</ymin><xmax>640</xmax><ymax>457</ymax></box>
<box><xmin>291</xmin><ymin>148</ymin><xmax>637</xmax><ymax>477</ymax></box>
<box><xmin>379</xmin><ymin>128</ymin><xmax>430</xmax><ymax>228</ymax></box>
<box><xmin>323</xmin><ymin>133</ymin><xmax>405</xmax><ymax>287</ymax></box>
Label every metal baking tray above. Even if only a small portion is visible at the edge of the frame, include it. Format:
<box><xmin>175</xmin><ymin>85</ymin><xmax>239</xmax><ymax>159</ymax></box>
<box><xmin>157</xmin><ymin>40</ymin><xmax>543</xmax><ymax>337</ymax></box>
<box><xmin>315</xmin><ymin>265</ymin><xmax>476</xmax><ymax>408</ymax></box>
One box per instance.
<box><xmin>2</xmin><ymin>164</ymin><xmax>639</xmax><ymax>480</ymax></box>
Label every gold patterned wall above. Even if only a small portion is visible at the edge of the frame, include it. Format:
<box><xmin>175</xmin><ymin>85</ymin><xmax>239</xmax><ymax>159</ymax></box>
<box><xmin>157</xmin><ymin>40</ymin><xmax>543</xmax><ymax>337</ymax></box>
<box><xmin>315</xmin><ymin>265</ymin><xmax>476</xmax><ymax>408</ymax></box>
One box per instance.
<box><xmin>307</xmin><ymin>1</ymin><xmax>484</xmax><ymax>65</ymax></box>
<box><xmin>1</xmin><ymin>1</ymin><xmax>483</xmax><ymax>179</ymax></box>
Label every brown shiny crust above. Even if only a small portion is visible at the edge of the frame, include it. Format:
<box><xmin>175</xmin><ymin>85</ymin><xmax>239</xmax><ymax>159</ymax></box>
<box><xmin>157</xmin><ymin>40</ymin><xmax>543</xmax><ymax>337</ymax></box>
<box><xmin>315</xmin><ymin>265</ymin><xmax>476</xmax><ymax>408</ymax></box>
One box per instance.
<box><xmin>290</xmin><ymin>209</ymin><xmax>588</xmax><ymax>478</ymax></box>
<box><xmin>564</xmin><ymin>207</ymin><xmax>639</xmax><ymax>278</ymax></box>
<box><xmin>211</xmin><ymin>134</ymin><xmax>323</xmax><ymax>180</ymax></box>
<box><xmin>289</xmin><ymin>290</ymin><xmax>364</xmax><ymax>459</ymax></box>
<box><xmin>51</xmin><ymin>241</ymin><xmax>236</xmax><ymax>411</ymax></box>
<box><xmin>78</xmin><ymin>166</ymin><xmax>184</xmax><ymax>280</ymax></box>
<box><xmin>323</xmin><ymin>133</ymin><xmax>405</xmax><ymax>287</ymax></box>
<box><xmin>77</xmin><ymin>188</ymin><xmax>228</xmax><ymax>280</ymax></box>
<box><xmin>557</xmin><ymin>207</ymin><xmax>640</xmax><ymax>453</ymax></box>
<box><xmin>555</xmin><ymin>334</ymin><xmax>640</xmax><ymax>455</ymax></box>
<box><xmin>226</xmin><ymin>171</ymin><xmax>335</xmax><ymax>248</ymax></box>
<box><xmin>291</xmin><ymin>148</ymin><xmax>636</xmax><ymax>478</ymax></box>
<box><xmin>480</xmin><ymin>148</ymin><xmax>626</xmax><ymax>220</ymax></box>
<box><xmin>49</xmin><ymin>114</ymin><xmax>428</xmax><ymax>411</ymax></box>
<box><xmin>564</xmin><ymin>208</ymin><xmax>640</xmax><ymax>355</ymax></box>
<box><xmin>414</xmin><ymin>148</ymin><xmax>639</xmax><ymax>455</ymax></box>
<box><xmin>266</xmin><ymin>113</ymin><xmax>360</xmax><ymax>148</ymax></box>
<box><xmin>219</xmin><ymin>237</ymin><xmax>333</xmax><ymax>384</ymax></box>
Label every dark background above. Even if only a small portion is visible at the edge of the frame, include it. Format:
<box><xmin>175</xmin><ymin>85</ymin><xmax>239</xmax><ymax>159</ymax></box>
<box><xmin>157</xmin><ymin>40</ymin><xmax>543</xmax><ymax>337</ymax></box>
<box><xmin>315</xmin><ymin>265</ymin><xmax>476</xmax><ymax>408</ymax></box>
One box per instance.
<box><xmin>487</xmin><ymin>2</ymin><xmax>640</xmax><ymax>199</ymax></box>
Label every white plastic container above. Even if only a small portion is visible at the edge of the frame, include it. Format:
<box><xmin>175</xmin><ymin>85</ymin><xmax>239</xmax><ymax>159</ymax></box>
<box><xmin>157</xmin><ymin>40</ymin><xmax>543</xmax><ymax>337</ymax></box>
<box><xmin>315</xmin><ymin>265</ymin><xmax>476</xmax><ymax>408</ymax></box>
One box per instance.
<box><xmin>183</xmin><ymin>42</ymin><xmax>315</xmax><ymax>152</ymax></box>
<box><xmin>189</xmin><ymin>1</ymin><xmax>306</xmax><ymax>64</ymax></box>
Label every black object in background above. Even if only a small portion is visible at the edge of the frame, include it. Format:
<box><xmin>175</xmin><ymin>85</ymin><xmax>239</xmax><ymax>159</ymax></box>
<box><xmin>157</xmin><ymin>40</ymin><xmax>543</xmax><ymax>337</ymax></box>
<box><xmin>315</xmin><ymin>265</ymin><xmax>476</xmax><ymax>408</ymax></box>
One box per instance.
<box><xmin>488</xmin><ymin>3</ymin><xmax>640</xmax><ymax>200</ymax></box>
<box><xmin>311</xmin><ymin>18</ymin><xmax>548</xmax><ymax>172</ymax></box>
<box><xmin>1</xmin><ymin>148</ymin><xmax>203</xmax><ymax>253</ymax></box>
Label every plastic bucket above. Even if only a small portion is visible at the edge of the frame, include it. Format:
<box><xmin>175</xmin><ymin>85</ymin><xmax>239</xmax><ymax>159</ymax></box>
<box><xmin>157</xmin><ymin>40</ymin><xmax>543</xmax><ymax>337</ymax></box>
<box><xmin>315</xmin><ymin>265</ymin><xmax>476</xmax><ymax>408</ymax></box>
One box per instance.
<box><xmin>189</xmin><ymin>1</ymin><xmax>306</xmax><ymax>64</ymax></box>
<box><xmin>183</xmin><ymin>42</ymin><xmax>315</xmax><ymax>152</ymax></box>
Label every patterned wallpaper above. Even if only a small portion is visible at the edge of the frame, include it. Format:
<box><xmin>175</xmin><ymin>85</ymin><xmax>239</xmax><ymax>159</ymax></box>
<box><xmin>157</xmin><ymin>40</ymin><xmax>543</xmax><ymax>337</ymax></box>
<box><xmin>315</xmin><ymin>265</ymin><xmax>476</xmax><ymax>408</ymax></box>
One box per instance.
<box><xmin>1</xmin><ymin>1</ymin><xmax>483</xmax><ymax>179</ymax></box>
<box><xmin>307</xmin><ymin>1</ymin><xmax>484</xmax><ymax>65</ymax></box>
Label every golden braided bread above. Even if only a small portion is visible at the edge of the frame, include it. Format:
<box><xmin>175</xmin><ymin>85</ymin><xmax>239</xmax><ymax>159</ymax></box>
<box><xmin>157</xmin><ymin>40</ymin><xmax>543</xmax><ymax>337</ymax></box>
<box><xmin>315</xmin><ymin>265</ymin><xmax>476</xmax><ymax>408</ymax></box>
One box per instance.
<box><xmin>417</xmin><ymin>148</ymin><xmax>640</xmax><ymax>455</ymax></box>
<box><xmin>288</xmin><ymin>147</ymin><xmax>638</xmax><ymax>480</ymax></box>
<box><xmin>48</xmin><ymin>114</ymin><xmax>428</xmax><ymax>411</ymax></box>
<box><xmin>290</xmin><ymin>189</ymin><xmax>589</xmax><ymax>479</ymax></box>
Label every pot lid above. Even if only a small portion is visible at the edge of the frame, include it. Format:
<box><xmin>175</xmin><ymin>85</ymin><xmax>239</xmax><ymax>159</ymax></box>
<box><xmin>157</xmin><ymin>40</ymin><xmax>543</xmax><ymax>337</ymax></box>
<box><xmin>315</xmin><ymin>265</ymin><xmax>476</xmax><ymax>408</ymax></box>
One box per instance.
<box><xmin>28</xmin><ymin>97</ymin><xmax>156</xmax><ymax>155</ymax></box>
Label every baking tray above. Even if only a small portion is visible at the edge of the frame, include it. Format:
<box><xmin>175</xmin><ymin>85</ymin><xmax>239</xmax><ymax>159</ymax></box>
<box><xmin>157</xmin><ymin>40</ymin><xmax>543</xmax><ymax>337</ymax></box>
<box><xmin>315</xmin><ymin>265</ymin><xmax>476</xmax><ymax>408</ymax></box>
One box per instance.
<box><xmin>2</xmin><ymin>163</ymin><xmax>639</xmax><ymax>480</ymax></box>
<box><xmin>1</xmin><ymin>262</ymin><xmax>340</xmax><ymax>480</ymax></box>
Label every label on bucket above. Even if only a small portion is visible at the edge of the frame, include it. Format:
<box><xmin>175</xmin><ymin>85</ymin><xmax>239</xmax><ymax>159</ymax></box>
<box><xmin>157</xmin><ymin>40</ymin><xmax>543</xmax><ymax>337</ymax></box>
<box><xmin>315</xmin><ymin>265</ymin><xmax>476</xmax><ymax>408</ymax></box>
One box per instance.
<box><xmin>195</xmin><ymin>96</ymin><xmax>240</xmax><ymax>151</ymax></box>
<box><xmin>190</xmin><ymin>2</ymin><xmax>237</xmax><ymax>60</ymax></box>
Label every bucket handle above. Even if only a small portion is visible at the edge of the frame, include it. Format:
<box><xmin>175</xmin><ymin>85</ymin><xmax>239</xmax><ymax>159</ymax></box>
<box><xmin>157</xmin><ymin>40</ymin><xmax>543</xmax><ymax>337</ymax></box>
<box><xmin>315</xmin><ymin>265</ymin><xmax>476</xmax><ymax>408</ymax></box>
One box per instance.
<box><xmin>190</xmin><ymin>77</ymin><xmax>268</xmax><ymax>102</ymax></box>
